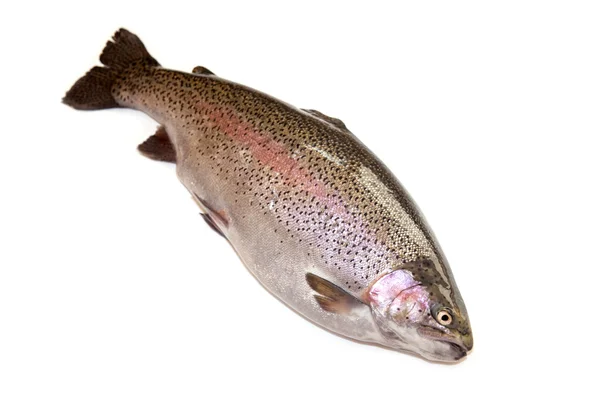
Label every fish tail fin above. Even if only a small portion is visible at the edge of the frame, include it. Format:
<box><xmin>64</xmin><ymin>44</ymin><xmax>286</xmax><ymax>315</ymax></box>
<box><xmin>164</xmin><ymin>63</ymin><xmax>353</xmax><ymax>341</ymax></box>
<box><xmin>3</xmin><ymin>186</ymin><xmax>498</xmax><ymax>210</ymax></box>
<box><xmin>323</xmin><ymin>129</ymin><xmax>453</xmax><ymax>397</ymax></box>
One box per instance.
<box><xmin>62</xmin><ymin>66</ymin><xmax>119</xmax><ymax>110</ymax></box>
<box><xmin>63</xmin><ymin>28</ymin><xmax>160</xmax><ymax>110</ymax></box>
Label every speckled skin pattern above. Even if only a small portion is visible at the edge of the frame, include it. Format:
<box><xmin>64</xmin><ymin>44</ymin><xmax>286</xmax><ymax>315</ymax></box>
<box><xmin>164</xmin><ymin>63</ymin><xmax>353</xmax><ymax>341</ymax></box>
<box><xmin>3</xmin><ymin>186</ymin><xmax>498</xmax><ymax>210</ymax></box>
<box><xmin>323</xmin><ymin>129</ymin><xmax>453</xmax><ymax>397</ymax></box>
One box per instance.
<box><xmin>68</xmin><ymin>35</ymin><xmax>473</xmax><ymax>361</ymax></box>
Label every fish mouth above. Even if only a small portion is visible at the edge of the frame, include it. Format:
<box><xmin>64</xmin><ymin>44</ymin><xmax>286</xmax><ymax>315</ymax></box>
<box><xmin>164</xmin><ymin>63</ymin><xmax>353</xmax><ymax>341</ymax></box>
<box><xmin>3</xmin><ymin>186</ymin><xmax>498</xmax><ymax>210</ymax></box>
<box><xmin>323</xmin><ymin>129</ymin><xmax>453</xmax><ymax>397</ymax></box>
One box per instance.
<box><xmin>417</xmin><ymin>326</ymin><xmax>471</xmax><ymax>361</ymax></box>
<box><xmin>445</xmin><ymin>342</ymin><xmax>468</xmax><ymax>361</ymax></box>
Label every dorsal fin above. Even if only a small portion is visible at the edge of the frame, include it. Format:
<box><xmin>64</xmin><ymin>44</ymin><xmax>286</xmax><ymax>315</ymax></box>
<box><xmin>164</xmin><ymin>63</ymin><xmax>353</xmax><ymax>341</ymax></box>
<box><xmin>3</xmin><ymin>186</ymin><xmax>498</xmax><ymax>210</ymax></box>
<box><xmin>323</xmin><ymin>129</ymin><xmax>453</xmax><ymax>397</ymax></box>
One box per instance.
<box><xmin>137</xmin><ymin>126</ymin><xmax>176</xmax><ymax>163</ymax></box>
<box><xmin>306</xmin><ymin>273</ymin><xmax>365</xmax><ymax>314</ymax></box>
<box><xmin>192</xmin><ymin>66</ymin><xmax>215</xmax><ymax>76</ymax></box>
<box><xmin>302</xmin><ymin>109</ymin><xmax>350</xmax><ymax>133</ymax></box>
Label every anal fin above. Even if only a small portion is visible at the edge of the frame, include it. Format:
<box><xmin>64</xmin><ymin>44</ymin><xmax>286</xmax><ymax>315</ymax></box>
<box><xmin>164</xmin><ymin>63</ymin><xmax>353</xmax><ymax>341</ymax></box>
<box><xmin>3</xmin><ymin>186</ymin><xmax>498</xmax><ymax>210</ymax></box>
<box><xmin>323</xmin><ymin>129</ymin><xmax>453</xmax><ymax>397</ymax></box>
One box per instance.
<box><xmin>306</xmin><ymin>273</ymin><xmax>365</xmax><ymax>315</ymax></box>
<box><xmin>138</xmin><ymin>126</ymin><xmax>176</xmax><ymax>163</ymax></box>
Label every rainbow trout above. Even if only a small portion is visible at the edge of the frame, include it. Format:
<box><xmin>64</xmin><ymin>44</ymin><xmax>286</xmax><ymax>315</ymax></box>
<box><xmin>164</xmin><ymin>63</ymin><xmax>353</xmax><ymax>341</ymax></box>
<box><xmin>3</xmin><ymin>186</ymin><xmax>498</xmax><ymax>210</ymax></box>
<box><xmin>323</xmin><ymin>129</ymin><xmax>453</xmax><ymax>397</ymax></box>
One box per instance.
<box><xmin>64</xmin><ymin>29</ymin><xmax>473</xmax><ymax>362</ymax></box>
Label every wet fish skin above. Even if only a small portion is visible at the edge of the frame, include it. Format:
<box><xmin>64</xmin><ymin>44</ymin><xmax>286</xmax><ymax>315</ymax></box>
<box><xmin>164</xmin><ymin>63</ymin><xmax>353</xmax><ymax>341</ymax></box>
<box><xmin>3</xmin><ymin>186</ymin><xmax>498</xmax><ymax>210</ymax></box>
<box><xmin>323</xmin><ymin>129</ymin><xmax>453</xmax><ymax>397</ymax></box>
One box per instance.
<box><xmin>64</xmin><ymin>29</ymin><xmax>473</xmax><ymax>362</ymax></box>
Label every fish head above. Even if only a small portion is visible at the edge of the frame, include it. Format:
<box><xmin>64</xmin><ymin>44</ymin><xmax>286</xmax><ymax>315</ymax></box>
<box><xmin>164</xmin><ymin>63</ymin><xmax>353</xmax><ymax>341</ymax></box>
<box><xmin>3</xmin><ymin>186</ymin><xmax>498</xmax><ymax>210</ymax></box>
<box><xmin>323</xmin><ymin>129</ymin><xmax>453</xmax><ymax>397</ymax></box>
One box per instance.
<box><xmin>367</xmin><ymin>261</ymin><xmax>472</xmax><ymax>362</ymax></box>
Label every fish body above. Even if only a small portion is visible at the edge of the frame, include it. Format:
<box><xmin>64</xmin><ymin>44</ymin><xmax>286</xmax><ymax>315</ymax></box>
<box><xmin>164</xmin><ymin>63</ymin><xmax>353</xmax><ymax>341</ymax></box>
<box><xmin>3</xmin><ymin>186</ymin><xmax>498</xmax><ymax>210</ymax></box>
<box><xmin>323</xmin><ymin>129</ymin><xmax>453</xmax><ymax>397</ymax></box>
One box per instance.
<box><xmin>64</xmin><ymin>29</ymin><xmax>472</xmax><ymax>361</ymax></box>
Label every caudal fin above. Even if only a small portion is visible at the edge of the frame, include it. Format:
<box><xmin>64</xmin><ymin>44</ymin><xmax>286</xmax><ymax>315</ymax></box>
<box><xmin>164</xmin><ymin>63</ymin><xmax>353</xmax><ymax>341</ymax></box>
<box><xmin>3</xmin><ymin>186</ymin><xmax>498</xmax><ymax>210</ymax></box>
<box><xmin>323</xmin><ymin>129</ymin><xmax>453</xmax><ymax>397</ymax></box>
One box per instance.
<box><xmin>63</xmin><ymin>28</ymin><xmax>160</xmax><ymax>110</ymax></box>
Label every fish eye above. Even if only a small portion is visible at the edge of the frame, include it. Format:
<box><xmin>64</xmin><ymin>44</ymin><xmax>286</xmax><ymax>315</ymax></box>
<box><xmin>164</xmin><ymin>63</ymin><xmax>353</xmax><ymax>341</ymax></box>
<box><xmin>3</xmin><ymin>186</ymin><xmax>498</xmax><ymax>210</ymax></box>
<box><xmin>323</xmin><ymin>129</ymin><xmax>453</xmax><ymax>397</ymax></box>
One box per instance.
<box><xmin>436</xmin><ymin>309</ymin><xmax>453</xmax><ymax>326</ymax></box>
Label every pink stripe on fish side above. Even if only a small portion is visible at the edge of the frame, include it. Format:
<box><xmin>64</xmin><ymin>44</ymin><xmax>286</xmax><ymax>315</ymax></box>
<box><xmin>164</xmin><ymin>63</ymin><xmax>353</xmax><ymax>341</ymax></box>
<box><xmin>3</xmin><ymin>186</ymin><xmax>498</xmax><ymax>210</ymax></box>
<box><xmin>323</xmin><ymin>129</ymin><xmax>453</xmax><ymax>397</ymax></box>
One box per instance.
<box><xmin>199</xmin><ymin>100</ymin><xmax>335</xmax><ymax>205</ymax></box>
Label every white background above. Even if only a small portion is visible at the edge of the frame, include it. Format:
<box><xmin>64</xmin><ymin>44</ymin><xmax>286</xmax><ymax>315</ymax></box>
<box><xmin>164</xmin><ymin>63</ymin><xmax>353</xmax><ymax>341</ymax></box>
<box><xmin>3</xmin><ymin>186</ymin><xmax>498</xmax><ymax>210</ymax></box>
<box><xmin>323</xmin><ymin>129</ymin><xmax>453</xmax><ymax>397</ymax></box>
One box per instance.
<box><xmin>1</xmin><ymin>1</ymin><xmax>599</xmax><ymax>399</ymax></box>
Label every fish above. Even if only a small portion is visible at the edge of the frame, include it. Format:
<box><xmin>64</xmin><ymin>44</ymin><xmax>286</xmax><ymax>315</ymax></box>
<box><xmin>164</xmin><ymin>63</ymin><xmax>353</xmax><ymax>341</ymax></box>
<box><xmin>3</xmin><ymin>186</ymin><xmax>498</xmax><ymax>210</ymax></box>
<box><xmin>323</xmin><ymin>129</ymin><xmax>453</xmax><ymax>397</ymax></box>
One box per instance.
<box><xmin>63</xmin><ymin>29</ymin><xmax>473</xmax><ymax>362</ymax></box>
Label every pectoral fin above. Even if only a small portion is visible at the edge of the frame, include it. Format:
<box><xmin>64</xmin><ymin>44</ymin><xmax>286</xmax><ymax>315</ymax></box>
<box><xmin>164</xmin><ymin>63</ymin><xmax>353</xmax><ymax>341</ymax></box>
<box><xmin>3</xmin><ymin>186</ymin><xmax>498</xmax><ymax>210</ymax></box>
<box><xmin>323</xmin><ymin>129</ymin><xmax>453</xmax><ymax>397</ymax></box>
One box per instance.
<box><xmin>306</xmin><ymin>273</ymin><xmax>365</xmax><ymax>315</ymax></box>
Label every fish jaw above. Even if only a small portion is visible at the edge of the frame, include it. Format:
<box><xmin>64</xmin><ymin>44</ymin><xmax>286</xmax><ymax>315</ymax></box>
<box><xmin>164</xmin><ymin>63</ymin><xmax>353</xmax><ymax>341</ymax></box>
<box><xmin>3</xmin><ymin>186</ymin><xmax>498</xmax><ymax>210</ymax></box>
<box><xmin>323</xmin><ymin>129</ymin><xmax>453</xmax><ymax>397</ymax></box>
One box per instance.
<box><xmin>416</xmin><ymin>326</ymin><xmax>473</xmax><ymax>361</ymax></box>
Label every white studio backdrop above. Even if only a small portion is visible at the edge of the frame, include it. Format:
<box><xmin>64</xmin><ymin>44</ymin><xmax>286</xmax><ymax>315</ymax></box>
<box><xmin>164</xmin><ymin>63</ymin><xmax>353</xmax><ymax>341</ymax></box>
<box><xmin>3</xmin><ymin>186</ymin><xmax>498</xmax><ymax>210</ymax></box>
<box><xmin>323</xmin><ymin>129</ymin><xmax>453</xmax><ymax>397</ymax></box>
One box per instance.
<box><xmin>1</xmin><ymin>1</ymin><xmax>598</xmax><ymax>399</ymax></box>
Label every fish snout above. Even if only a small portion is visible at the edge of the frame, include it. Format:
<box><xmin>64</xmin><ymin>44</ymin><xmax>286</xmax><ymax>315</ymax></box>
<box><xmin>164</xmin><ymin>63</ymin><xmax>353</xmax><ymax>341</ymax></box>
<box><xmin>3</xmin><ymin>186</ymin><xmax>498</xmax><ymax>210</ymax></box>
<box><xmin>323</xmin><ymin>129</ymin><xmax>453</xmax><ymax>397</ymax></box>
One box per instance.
<box><xmin>447</xmin><ymin>332</ymin><xmax>473</xmax><ymax>362</ymax></box>
<box><xmin>448</xmin><ymin>329</ymin><xmax>473</xmax><ymax>358</ymax></box>
<box><xmin>460</xmin><ymin>331</ymin><xmax>474</xmax><ymax>352</ymax></box>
